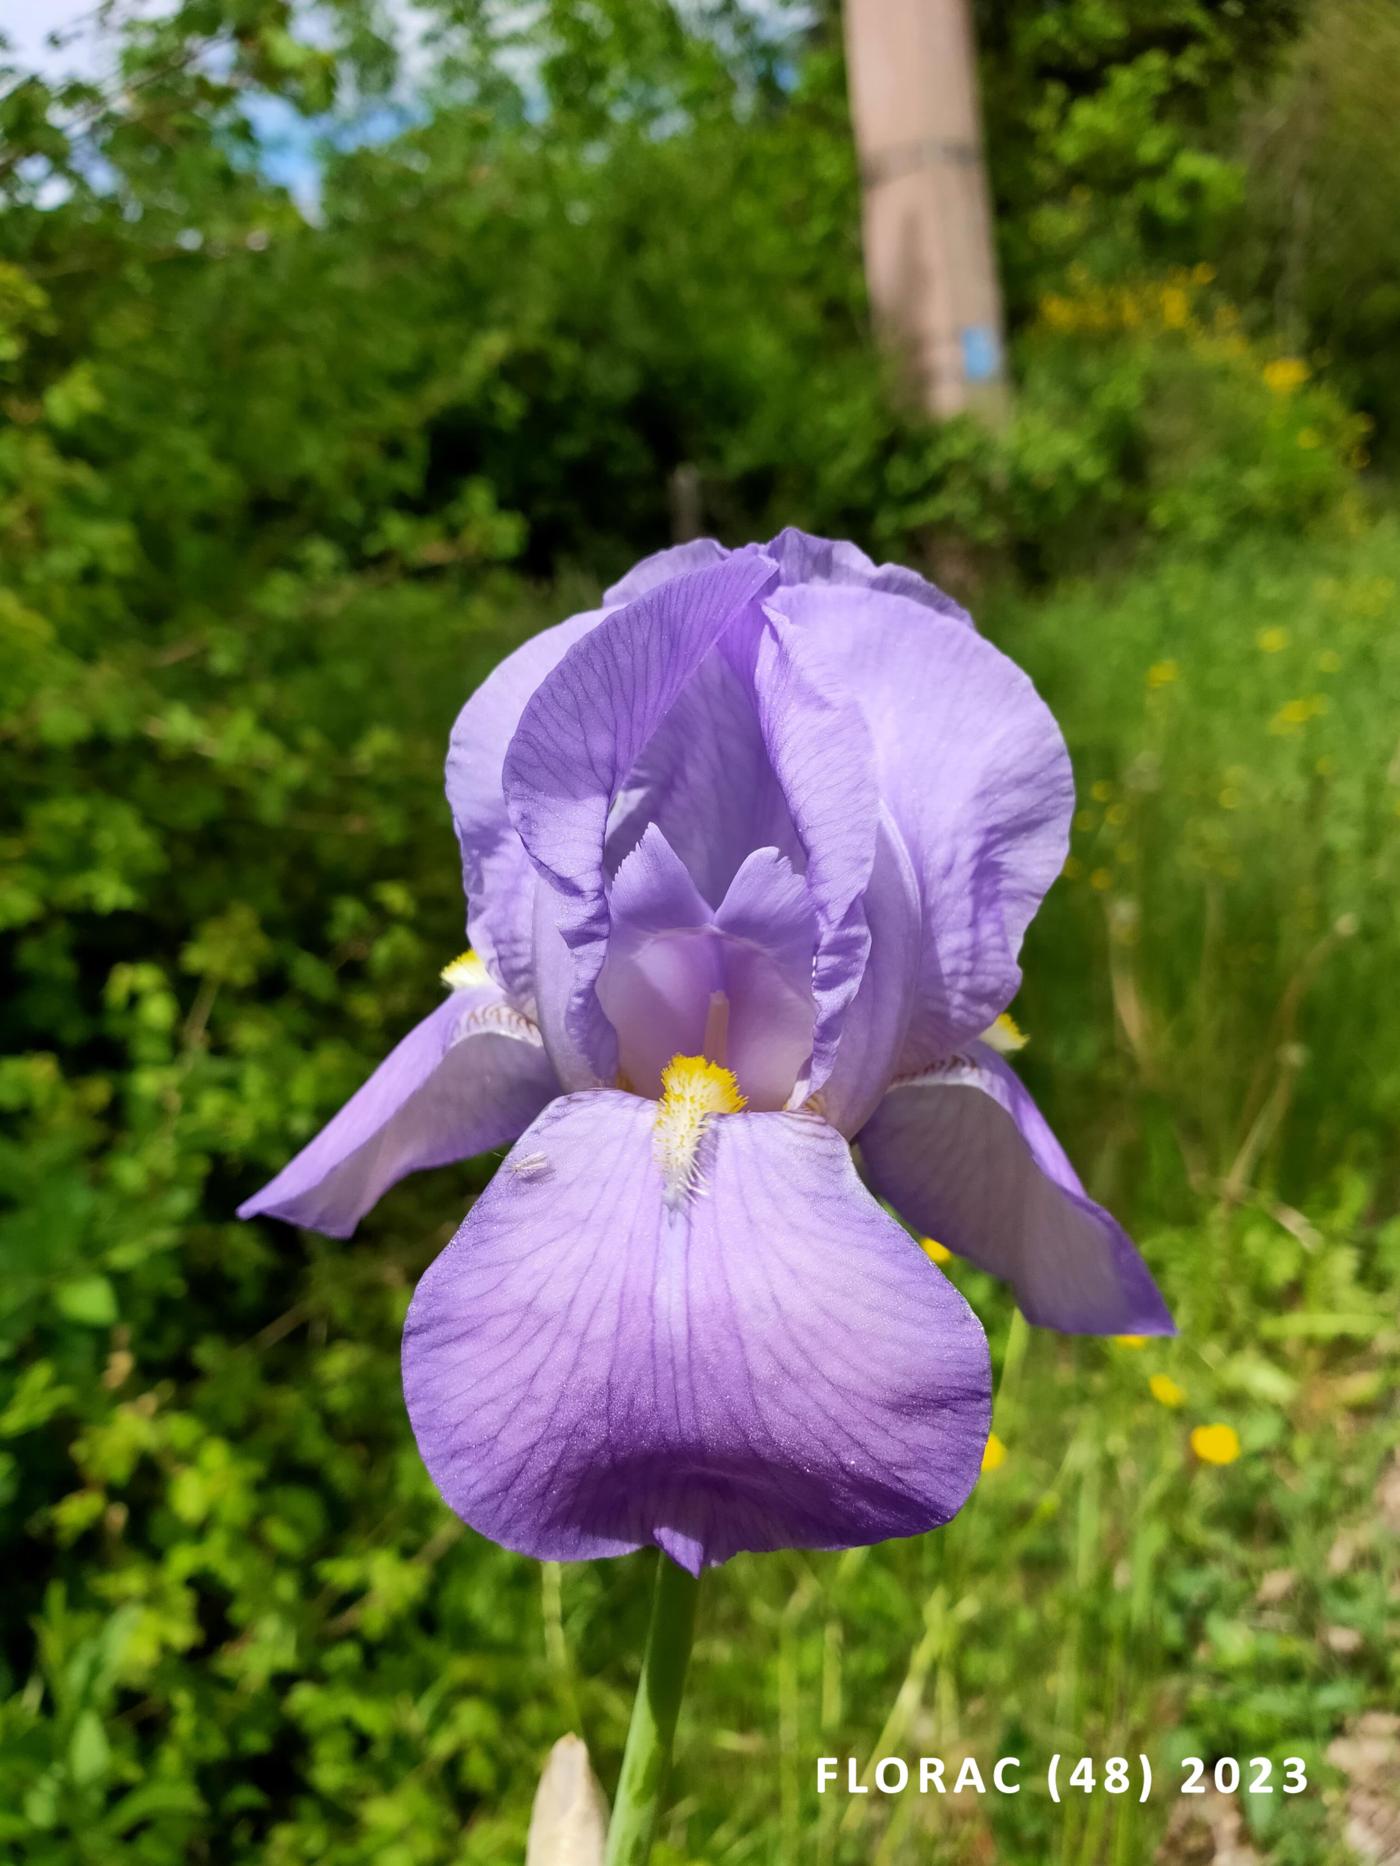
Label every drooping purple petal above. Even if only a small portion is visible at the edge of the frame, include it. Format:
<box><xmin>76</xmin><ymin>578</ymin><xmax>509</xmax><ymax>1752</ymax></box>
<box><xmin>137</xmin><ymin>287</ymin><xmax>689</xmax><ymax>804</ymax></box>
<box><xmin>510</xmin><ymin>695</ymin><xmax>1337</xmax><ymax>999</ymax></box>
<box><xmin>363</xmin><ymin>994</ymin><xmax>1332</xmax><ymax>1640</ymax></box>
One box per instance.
<box><xmin>764</xmin><ymin>526</ymin><xmax>973</xmax><ymax>626</ymax></box>
<box><xmin>402</xmin><ymin>1095</ymin><xmax>990</xmax><ymax>1571</ymax></box>
<box><xmin>238</xmin><ymin>981</ymin><xmax>558</xmax><ymax>1239</ymax></box>
<box><xmin>858</xmin><ymin>1042</ymin><xmax>1173</xmax><ymax>1335</ymax></box>
<box><xmin>770</xmin><ymin>585</ymin><xmax>1074</xmax><ymax>1069</ymax></box>
<box><xmin>503</xmin><ymin>549</ymin><xmax>779</xmax><ymax>1081</ymax></box>
<box><xmin>445</xmin><ymin>607</ymin><xmax>608</xmax><ymax>1004</ymax></box>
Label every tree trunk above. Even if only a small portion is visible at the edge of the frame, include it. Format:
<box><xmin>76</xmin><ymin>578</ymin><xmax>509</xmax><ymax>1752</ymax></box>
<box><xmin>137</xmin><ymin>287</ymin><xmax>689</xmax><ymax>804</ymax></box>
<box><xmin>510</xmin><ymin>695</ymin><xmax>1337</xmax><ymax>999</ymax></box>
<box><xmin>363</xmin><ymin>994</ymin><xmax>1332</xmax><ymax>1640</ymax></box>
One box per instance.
<box><xmin>844</xmin><ymin>0</ymin><xmax>1009</xmax><ymax>422</ymax></box>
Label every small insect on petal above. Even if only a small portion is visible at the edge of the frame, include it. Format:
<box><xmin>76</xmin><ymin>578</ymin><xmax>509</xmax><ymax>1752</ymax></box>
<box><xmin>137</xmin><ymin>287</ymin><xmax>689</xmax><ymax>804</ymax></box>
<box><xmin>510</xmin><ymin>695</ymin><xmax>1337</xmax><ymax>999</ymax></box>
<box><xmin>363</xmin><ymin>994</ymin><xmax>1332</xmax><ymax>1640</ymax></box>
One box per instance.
<box><xmin>1190</xmin><ymin>1422</ymin><xmax>1241</xmax><ymax>1466</ymax></box>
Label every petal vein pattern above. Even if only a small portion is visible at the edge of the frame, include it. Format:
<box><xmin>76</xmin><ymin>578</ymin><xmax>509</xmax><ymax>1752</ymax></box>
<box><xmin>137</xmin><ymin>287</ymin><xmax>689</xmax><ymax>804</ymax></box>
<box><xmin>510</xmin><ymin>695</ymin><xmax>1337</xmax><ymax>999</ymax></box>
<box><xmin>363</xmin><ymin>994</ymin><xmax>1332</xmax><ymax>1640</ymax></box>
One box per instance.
<box><xmin>858</xmin><ymin>1042</ymin><xmax>1173</xmax><ymax>1336</ymax></box>
<box><xmin>236</xmin><ymin>976</ymin><xmax>558</xmax><ymax>1237</ymax></box>
<box><xmin>769</xmin><ymin>584</ymin><xmax>1074</xmax><ymax>1067</ymax></box>
<box><xmin>503</xmin><ymin>550</ymin><xmax>779</xmax><ymax>1082</ymax></box>
<box><xmin>445</xmin><ymin>606</ymin><xmax>608</xmax><ymax>1004</ymax></box>
<box><xmin>402</xmin><ymin>1094</ymin><xmax>991</xmax><ymax>1572</ymax></box>
<box><xmin>737</xmin><ymin>609</ymin><xmax>880</xmax><ymax>1092</ymax></box>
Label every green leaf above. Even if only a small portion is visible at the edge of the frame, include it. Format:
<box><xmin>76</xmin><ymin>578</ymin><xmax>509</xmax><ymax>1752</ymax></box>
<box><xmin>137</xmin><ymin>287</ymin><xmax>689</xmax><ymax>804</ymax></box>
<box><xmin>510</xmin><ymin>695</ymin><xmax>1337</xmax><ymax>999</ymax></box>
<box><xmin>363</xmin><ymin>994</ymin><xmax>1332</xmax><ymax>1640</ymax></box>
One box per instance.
<box><xmin>106</xmin><ymin>1780</ymin><xmax>207</xmax><ymax>1835</ymax></box>
<box><xmin>68</xmin><ymin>1709</ymin><xmax>110</xmax><ymax>1787</ymax></box>
<box><xmin>53</xmin><ymin>1275</ymin><xmax>118</xmax><ymax>1328</ymax></box>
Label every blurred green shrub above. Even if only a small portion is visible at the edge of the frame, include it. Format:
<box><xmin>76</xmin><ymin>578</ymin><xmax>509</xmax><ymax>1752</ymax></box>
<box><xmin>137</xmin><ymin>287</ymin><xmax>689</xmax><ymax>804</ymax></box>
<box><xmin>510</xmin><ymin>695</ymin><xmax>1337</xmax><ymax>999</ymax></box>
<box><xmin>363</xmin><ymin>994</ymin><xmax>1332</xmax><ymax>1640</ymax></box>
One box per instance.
<box><xmin>811</xmin><ymin>269</ymin><xmax>1366</xmax><ymax>581</ymax></box>
<box><xmin>972</xmin><ymin>0</ymin><xmax>1306</xmax><ymax>316</ymax></box>
<box><xmin>1234</xmin><ymin>0</ymin><xmax>1400</xmax><ymax>457</ymax></box>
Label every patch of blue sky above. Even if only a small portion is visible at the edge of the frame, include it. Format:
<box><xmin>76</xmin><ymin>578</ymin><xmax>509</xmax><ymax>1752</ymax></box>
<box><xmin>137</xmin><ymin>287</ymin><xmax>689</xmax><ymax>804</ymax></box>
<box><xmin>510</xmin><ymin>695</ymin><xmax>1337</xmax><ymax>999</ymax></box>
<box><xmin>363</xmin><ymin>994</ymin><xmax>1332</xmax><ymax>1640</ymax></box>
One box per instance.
<box><xmin>0</xmin><ymin>0</ymin><xmax>813</xmax><ymax>215</ymax></box>
<box><xmin>240</xmin><ymin>93</ymin><xmax>421</xmax><ymax>215</ymax></box>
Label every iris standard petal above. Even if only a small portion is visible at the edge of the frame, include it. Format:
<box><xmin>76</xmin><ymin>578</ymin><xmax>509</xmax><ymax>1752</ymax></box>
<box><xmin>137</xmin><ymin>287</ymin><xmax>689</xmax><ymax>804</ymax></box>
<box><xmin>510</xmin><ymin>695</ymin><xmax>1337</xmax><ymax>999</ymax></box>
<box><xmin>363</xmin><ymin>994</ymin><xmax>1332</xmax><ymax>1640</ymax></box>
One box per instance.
<box><xmin>858</xmin><ymin>1042</ymin><xmax>1173</xmax><ymax>1335</ymax></box>
<box><xmin>603</xmin><ymin>538</ymin><xmax>731</xmax><ymax>606</ymax></box>
<box><xmin>737</xmin><ymin>613</ymin><xmax>880</xmax><ymax>1091</ymax></box>
<box><xmin>603</xmin><ymin>648</ymin><xmax>802</xmax><ymax>908</ymax></box>
<box><xmin>503</xmin><ymin>549</ymin><xmax>779</xmax><ymax>1080</ymax></box>
<box><xmin>818</xmin><ymin>812</ymin><xmax>922</xmax><ymax>1136</ymax></box>
<box><xmin>764</xmin><ymin>526</ymin><xmax>973</xmax><ymax>625</ymax></box>
<box><xmin>402</xmin><ymin>1093</ymin><xmax>991</xmax><ymax>1572</ymax></box>
<box><xmin>237</xmin><ymin>983</ymin><xmax>559</xmax><ymax>1239</ymax></box>
<box><xmin>770</xmin><ymin>585</ymin><xmax>1074</xmax><ymax>1068</ymax></box>
<box><xmin>445</xmin><ymin>607</ymin><xmax>608</xmax><ymax>1003</ymax></box>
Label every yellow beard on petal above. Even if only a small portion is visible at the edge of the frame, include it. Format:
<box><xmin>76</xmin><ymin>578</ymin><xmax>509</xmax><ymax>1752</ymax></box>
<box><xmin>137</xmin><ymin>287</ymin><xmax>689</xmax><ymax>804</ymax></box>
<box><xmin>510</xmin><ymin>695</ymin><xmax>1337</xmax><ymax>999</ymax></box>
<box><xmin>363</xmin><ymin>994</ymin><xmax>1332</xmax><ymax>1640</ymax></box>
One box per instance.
<box><xmin>653</xmin><ymin>1054</ymin><xmax>747</xmax><ymax>1207</ymax></box>
<box><xmin>440</xmin><ymin>949</ymin><xmax>489</xmax><ymax>991</ymax></box>
<box><xmin>981</xmin><ymin>1011</ymin><xmax>1028</xmax><ymax>1055</ymax></box>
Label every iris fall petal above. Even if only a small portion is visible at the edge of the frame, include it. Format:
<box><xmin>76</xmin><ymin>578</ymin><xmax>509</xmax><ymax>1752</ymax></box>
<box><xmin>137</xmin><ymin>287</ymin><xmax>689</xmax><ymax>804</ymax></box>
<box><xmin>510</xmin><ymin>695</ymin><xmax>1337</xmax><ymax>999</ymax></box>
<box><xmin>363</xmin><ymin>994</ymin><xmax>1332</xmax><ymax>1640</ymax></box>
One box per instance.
<box><xmin>858</xmin><ymin>1042</ymin><xmax>1173</xmax><ymax>1335</ymax></box>
<box><xmin>403</xmin><ymin>1093</ymin><xmax>991</xmax><ymax>1571</ymax></box>
<box><xmin>238</xmin><ymin>980</ymin><xmax>558</xmax><ymax>1238</ymax></box>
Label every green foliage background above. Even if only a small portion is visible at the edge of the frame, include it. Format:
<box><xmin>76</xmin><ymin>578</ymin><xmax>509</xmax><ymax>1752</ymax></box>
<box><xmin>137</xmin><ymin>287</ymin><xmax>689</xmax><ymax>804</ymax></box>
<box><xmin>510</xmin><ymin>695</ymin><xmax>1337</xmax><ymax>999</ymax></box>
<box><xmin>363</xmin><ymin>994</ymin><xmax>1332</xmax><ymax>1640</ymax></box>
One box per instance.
<box><xmin>1</xmin><ymin>2</ymin><xmax>1396</xmax><ymax>1861</ymax></box>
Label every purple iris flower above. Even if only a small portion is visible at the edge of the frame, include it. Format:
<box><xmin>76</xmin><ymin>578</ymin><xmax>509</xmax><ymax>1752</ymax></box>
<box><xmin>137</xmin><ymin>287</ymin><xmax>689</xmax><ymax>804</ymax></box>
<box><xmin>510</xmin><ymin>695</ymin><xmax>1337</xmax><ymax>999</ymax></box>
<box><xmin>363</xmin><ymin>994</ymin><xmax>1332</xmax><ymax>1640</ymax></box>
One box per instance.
<box><xmin>241</xmin><ymin>530</ymin><xmax>1172</xmax><ymax>1574</ymax></box>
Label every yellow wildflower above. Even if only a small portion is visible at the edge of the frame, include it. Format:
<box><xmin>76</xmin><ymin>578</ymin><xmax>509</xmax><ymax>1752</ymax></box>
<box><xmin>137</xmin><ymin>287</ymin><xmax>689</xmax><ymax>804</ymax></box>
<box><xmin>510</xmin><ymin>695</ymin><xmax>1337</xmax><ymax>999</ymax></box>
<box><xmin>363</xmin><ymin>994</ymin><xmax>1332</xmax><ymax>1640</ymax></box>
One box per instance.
<box><xmin>1190</xmin><ymin>1423</ymin><xmax>1241</xmax><ymax>1466</ymax></box>
<box><xmin>1270</xmin><ymin>695</ymin><xmax>1328</xmax><ymax>735</ymax></box>
<box><xmin>920</xmin><ymin>1237</ymin><xmax>952</xmax><ymax>1264</ymax></box>
<box><xmin>1262</xmin><ymin>358</ymin><xmax>1309</xmax><ymax>396</ymax></box>
<box><xmin>1149</xmin><ymin>1373</ymin><xmax>1185</xmax><ymax>1409</ymax></box>
<box><xmin>981</xmin><ymin>1433</ymin><xmax>1007</xmax><ymax>1473</ymax></box>
<box><xmin>1161</xmin><ymin>285</ymin><xmax>1190</xmax><ymax>329</ymax></box>
<box><xmin>1113</xmin><ymin>1335</ymin><xmax>1147</xmax><ymax>1350</ymax></box>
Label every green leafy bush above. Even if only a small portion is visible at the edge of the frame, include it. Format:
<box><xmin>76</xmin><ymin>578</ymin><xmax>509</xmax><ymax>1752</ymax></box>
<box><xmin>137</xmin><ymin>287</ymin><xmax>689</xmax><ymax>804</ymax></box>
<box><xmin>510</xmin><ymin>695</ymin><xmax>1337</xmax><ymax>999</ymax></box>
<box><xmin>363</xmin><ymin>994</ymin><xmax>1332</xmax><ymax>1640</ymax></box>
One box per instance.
<box><xmin>1235</xmin><ymin>0</ymin><xmax>1400</xmax><ymax>455</ymax></box>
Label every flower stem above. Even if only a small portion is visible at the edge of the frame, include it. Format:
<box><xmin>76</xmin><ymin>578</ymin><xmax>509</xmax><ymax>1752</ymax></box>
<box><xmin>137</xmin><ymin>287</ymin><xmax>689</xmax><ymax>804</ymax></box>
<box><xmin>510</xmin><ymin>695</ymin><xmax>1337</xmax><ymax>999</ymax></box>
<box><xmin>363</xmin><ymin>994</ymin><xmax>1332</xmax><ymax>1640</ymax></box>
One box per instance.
<box><xmin>604</xmin><ymin>1552</ymin><xmax>701</xmax><ymax>1866</ymax></box>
